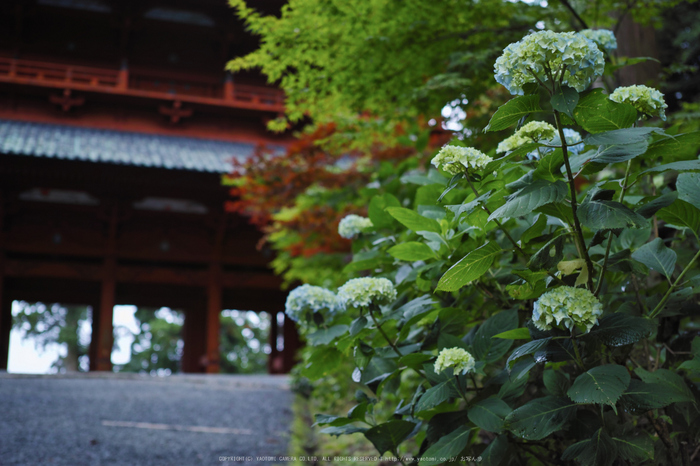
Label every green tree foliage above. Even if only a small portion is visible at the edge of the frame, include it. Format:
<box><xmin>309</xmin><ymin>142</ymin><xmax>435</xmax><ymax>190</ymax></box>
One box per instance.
<box><xmin>219</xmin><ymin>310</ymin><xmax>270</xmax><ymax>374</ymax></box>
<box><xmin>12</xmin><ymin>302</ymin><xmax>90</xmax><ymax>372</ymax></box>
<box><xmin>116</xmin><ymin>308</ymin><xmax>184</xmax><ymax>374</ymax></box>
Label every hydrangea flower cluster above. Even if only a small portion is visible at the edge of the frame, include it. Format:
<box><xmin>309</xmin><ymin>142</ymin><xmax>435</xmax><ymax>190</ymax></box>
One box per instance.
<box><xmin>494</xmin><ymin>30</ymin><xmax>605</xmax><ymax>95</ymax></box>
<box><xmin>532</xmin><ymin>286</ymin><xmax>604</xmax><ymax>334</ymax></box>
<box><xmin>285</xmin><ymin>284</ymin><xmax>340</xmax><ymax>322</ymax></box>
<box><xmin>497</xmin><ymin>121</ymin><xmax>557</xmax><ymax>154</ymax></box>
<box><xmin>338</xmin><ymin>214</ymin><xmax>373</xmax><ymax>239</ymax></box>
<box><xmin>580</xmin><ymin>29</ymin><xmax>617</xmax><ymax>53</ymax></box>
<box><xmin>609</xmin><ymin>85</ymin><xmax>668</xmax><ymax>120</ymax></box>
<box><xmin>434</xmin><ymin>347</ymin><xmax>476</xmax><ymax>375</ymax></box>
<box><xmin>337</xmin><ymin>277</ymin><xmax>397</xmax><ymax>308</ymax></box>
<box><xmin>431</xmin><ymin>145</ymin><xmax>493</xmax><ymax>175</ymax></box>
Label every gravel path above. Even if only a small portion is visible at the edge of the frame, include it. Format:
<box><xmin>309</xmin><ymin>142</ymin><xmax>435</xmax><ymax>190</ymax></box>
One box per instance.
<box><xmin>0</xmin><ymin>373</ymin><xmax>294</xmax><ymax>466</ymax></box>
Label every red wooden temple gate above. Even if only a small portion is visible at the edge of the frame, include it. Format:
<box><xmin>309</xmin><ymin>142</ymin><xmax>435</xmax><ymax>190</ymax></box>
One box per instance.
<box><xmin>0</xmin><ymin>0</ymin><xmax>299</xmax><ymax>373</ymax></box>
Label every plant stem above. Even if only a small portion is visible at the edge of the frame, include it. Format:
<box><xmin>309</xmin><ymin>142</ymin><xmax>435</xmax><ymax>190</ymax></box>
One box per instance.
<box><xmin>570</xmin><ymin>334</ymin><xmax>586</xmax><ymax>370</ymax></box>
<box><xmin>649</xmin><ymin>248</ymin><xmax>700</xmax><ymax>319</ymax></box>
<box><xmin>368</xmin><ymin>307</ymin><xmax>428</xmax><ymax>380</ymax></box>
<box><xmin>594</xmin><ymin>159</ymin><xmax>633</xmax><ymax>297</ymax></box>
<box><xmin>553</xmin><ymin>110</ymin><xmax>595</xmax><ymax>291</ymax></box>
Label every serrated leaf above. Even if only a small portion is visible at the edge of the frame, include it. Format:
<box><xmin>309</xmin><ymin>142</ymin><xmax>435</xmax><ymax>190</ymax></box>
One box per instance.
<box><xmin>583</xmin><ymin>127</ymin><xmax>662</xmax><ymax>146</ymax></box>
<box><xmin>415</xmin><ymin>379</ymin><xmax>459</xmax><ymax>412</ymax></box>
<box><xmin>519</xmin><ymin>214</ymin><xmax>548</xmax><ymax>245</ymax></box>
<box><xmin>657</xmin><ymin>199</ymin><xmax>700</xmax><ymax>238</ymax></box>
<box><xmin>307</xmin><ymin>324</ymin><xmax>349</xmax><ymax>346</ymax></box>
<box><xmin>613</xmin><ymin>435</ymin><xmax>654</xmax><ymax>462</ymax></box>
<box><xmin>635</xmin><ymin>191</ymin><xmax>678</xmax><ymax>219</ymax></box>
<box><xmin>588</xmin><ymin>313</ymin><xmax>654</xmax><ymax>347</ymax></box>
<box><xmin>567</xmin><ymin>365</ymin><xmax>631</xmax><ymax>410</ymax></box>
<box><xmin>303</xmin><ymin>347</ymin><xmax>342</xmax><ymax>380</ymax></box>
<box><xmin>493</xmin><ymin>328</ymin><xmax>531</xmax><ymax>340</ymax></box>
<box><xmin>388</xmin><ymin>242</ymin><xmax>436</xmax><ymax>261</ymax></box>
<box><xmin>551</xmin><ymin>85</ymin><xmax>579</xmax><ymax>119</ymax></box>
<box><xmin>368</xmin><ymin>193</ymin><xmax>401</xmax><ymax>229</ymax></box>
<box><xmin>573</xmin><ymin>89</ymin><xmax>637</xmax><ymax>133</ymax></box>
<box><xmin>589</xmin><ymin>140</ymin><xmax>649</xmax><ymax>164</ymax></box>
<box><xmin>419</xmin><ymin>426</ymin><xmax>472</xmax><ymax>466</ymax></box>
<box><xmin>631</xmin><ymin>237</ymin><xmax>677</xmax><ymax>279</ymax></box>
<box><xmin>473</xmin><ymin>310</ymin><xmax>518</xmax><ymax>362</ymax></box>
<box><xmin>544</xmin><ymin>370</ymin><xmax>570</xmax><ymax>396</ymax></box>
<box><xmin>488</xmin><ymin>180</ymin><xmax>568</xmax><ymax>221</ymax></box>
<box><xmin>436</xmin><ymin>241</ymin><xmax>502</xmax><ymax>291</ymax></box>
<box><xmin>480</xmin><ymin>435</ymin><xmax>509</xmax><ymax>466</ymax></box>
<box><xmin>642</xmin><ymin>131</ymin><xmax>700</xmax><ymax>160</ymax></box>
<box><xmin>386</xmin><ymin>207</ymin><xmax>441</xmax><ymax>233</ymax></box>
<box><xmin>533</xmin><ymin>148</ymin><xmax>564</xmax><ymax>181</ymax></box>
<box><xmin>486</xmin><ymin>95</ymin><xmax>542</xmax><ymax>132</ymax></box>
<box><xmin>620</xmin><ymin>379</ymin><xmax>690</xmax><ymax>413</ymax></box>
<box><xmin>363</xmin><ymin>420</ymin><xmax>416</xmax><ymax>455</ymax></box>
<box><xmin>505</xmin><ymin>396</ymin><xmax>577</xmax><ymax>440</ymax></box>
<box><xmin>528</xmin><ymin>234</ymin><xmax>565</xmax><ymax>270</ymax></box>
<box><xmin>468</xmin><ymin>397</ymin><xmax>512</xmax><ymax>433</ymax></box>
<box><xmin>635</xmin><ymin>368</ymin><xmax>695</xmax><ymax>403</ymax></box>
<box><xmin>578</xmin><ymin>199</ymin><xmax>648</xmax><ymax>230</ymax></box>
<box><xmin>677</xmin><ymin>172</ymin><xmax>700</xmax><ymax>209</ymax></box>
<box><xmin>562</xmin><ymin>429</ymin><xmax>618</xmax><ymax>466</ymax></box>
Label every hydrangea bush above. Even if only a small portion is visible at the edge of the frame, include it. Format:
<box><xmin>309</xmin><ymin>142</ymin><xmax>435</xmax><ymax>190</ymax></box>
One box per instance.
<box><xmin>290</xmin><ymin>29</ymin><xmax>700</xmax><ymax>465</ymax></box>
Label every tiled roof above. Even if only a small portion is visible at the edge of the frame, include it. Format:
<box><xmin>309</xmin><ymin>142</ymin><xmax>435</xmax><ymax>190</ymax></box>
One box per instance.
<box><xmin>0</xmin><ymin>119</ymin><xmax>261</xmax><ymax>173</ymax></box>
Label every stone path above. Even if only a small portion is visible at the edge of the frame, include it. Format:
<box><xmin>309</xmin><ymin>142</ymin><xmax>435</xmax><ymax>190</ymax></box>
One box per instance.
<box><xmin>0</xmin><ymin>373</ymin><xmax>293</xmax><ymax>466</ymax></box>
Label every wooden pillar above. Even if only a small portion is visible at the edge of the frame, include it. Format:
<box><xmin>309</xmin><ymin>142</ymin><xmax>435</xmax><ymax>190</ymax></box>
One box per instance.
<box><xmin>203</xmin><ymin>216</ymin><xmax>225</xmax><ymax>374</ymax></box>
<box><xmin>91</xmin><ymin>206</ymin><xmax>118</xmax><ymax>371</ymax></box>
<box><xmin>268</xmin><ymin>312</ymin><xmax>281</xmax><ymax>374</ymax></box>
<box><xmin>182</xmin><ymin>307</ymin><xmax>206</xmax><ymax>373</ymax></box>
<box><xmin>0</xmin><ymin>192</ymin><xmax>9</xmax><ymax>371</ymax></box>
<box><xmin>282</xmin><ymin>314</ymin><xmax>301</xmax><ymax>373</ymax></box>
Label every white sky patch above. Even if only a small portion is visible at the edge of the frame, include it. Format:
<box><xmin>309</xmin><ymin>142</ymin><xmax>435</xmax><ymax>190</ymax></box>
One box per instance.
<box><xmin>112</xmin><ymin>305</ymin><xmax>138</xmax><ymax>365</ymax></box>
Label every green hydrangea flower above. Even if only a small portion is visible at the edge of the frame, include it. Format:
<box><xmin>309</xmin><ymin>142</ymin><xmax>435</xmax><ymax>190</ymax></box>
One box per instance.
<box><xmin>494</xmin><ymin>30</ymin><xmax>604</xmax><ymax>95</ymax></box>
<box><xmin>285</xmin><ymin>285</ymin><xmax>340</xmax><ymax>322</ymax></box>
<box><xmin>337</xmin><ymin>277</ymin><xmax>397</xmax><ymax>308</ymax></box>
<box><xmin>496</xmin><ymin>121</ymin><xmax>557</xmax><ymax>154</ymax></box>
<box><xmin>431</xmin><ymin>145</ymin><xmax>493</xmax><ymax>175</ymax></box>
<box><xmin>609</xmin><ymin>85</ymin><xmax>668</xmax><ymax>120</ymax></box>
<box><xmin>434</xmin><ymin>347</ymin><xmax>476</xmax><ymax>375</ymax></box>
<box><xmin>532</xmin><ymin>286</ymin><xmax>604</xmax><ymax>334</ymax></box>
<box><xmin>580</xmin><ymin>29</ymin><xmax>617</xmax><ymax>53</ymax></box>
<box><xmin>338</xmin><ymin>214</ymin><xmax>373</xmax><ymax>239</ymax></box>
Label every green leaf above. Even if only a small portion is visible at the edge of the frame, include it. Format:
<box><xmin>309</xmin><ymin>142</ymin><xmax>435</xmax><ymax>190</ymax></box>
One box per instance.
<box><xmin>562</xmin><ymin>429</ymin><xmax>618</xmax><ymax>466</ymax></box>
<box><xmin>386</xmin><ymin>207</ymin><xmax>441</xmax><ymax>233</ymax></box>
<box><xmin>567</xmin><ymin>365</ymin><xmax>631</xmax><ymax>410</ymax></box>
<box><xmin>473</xmin><ymin>310</ymin><xmax>518</xmax><ymax>362</ymax></box>
<box><xmin>551</xmin><ymin>85</ymin><xmax>579</xmax><ymax>119</ymax></box>
<box><xmin>485</xmin><ymin>95</ymin><xmax>542</xmax><ymax>132</ymax></box>
<box><xmin>415</xmin><ymin>379</ymin><xmax>459</xmax><ymax>412</ymax></box>
<box><xmin>519</xmin><ymin>214</ymin><xmax>548</xmax><ymax>245</ymax></box>
<box><xmin>493</xmin><ymin>328</ymin><xmax>531</xmax><ymax>340</ymax></box>
<box><xmin>363</xmin><ymin>420</ymin><xmax>416</xmax><ymax>454</ymax></box>
<box><xmin>533</xmin><ymin>149</ymin><xmax>564</xmax><ymax>182</ymax></box>
<box><xmin>588</xmin><ymin>313</ymin><xmax>654</xmax><ymax>347</ymax></box>
<box><xmin>507</xmin><ymin>338</ymin><xmax>551</xmax><ymax>370</ymax></box>
<box><xmin>480</xmin><ymin>435</ymin><xmax>509</xmax><ymax>466</ymax></box>
<box><xmin>436</xmin><ymin>241</ymin><xmax>502</xmax><ymax>291</ymax></box>
<box><xmin>589</xmin><ymin>140</ymin><xmax>649</xmax><ymax>164</ymax></box>
<box><xmin>642</xmin><ymin>131</ymin><xmax>700</xmax><ymax>160</ymax></box>
<box><xmin>419</xmin><ymin>426</ymin><xmax>471</xmax><ymax>466</ymax></box>
<box><xmin>528</xmin><ymin>234</ymin><xmax>565</xmax><ymax>270</ymax></box>
<box><xmin>619</xmin><ymin>379</ymin><xmax>690</xmax><ymax>413</ymax></box>
<box><xmin>573</xmin><ymin>89</ymin><xmax>637</xmax><ymax>133</ymax></box>
<box><xmin>613</xmin><ymin>435</ymin><xmax>654</xmax><ymax>462</ymax></box>
<box><xmin>303</xmin><ymin>347</ymin><xmax>342</xmax><ymax>380</ymax></box>
<box><xmin>584</xmin><ymin>127</ymin><xmax>662</xmax><ymax>146</ymax></box>
<box><xmin>388</xmin><ymin>242</ymin><xmax>436</xmax><ymax>261</ymax></box>
<box><xmin>307</xmin><ymin>324</ymin><xmax>349</xmax><ymax>346</ymax></box>
<box><xmin>544</xmin><ymin>370</ymin><xmax>570</xmax><ymax>397</ymax></box>
<box><xmin>399</xmin><ymin>353</ymin><xmax>433</xmax><ymax>370</ymax></box>
<box><xmin>635</xmin><ymin>191</ymin><xmax>678</xmax><ymax>219</ymax></box>
<box><xmin>657</xmin><ymin>199</ymin><xmax>700</xmax><ymax>238</ymax></box>
<box><xmin>314</xmin><ymin>413</ymin><xmax>356</xmax><ymax>427</ymax></box>
<box><xmin>578</xmin><ymin>200</ymin><xmax>648</xmax><ymax>230</ymax></box>
<box><xmin>488</xmin><ymin>180</ymin><xmax>568</xmax><ymax>221</ymax></box>
<box><xmin>631</xmin><ymin>237</ymin><xmax>677</xmax><ymax>279</ymax></box>
<box><xmin>350</xmin><ymin>316</ymin><xmax>368</xmax><ymax>337</ymax></box>
<box><xmin>320</xmin><ymin>425</ymin><xmax>368</xmax><ymax>436</ymax></box>
<box><xmin>468</xmin><ymin>397</ymin><xmax>512</xmax><ymax>433</ymax></box>
<box><xmin>636</xmin><ymin>159</ymin><xmax>700</xmax><ymax>180</ymax></box>
<box><xmin>505</xmin><ymin>396</ymin><xmax>577</xmax><ymax>440</ymax></box>
<box><xmin>368</xmin><ymin>193</ymin><xmax>401</xmax><ymax>229</ymax></box>
<box><xmin>635</xmin><ymin>368</ymin><xmax>694</xmax><ymax>403</ymax></box>
<box><xmin>677</xmin><ymin>172</ymin><xmax>700</xmax><ymax>209</ymax></box>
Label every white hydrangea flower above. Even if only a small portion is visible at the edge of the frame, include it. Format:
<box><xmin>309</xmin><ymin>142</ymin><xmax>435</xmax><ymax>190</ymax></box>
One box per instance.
<box><xmin>494</xmin><ymin>30</ymin><xmax>605</xmax><ymax>95</ymax></box>
<box><xmin>532</xmin><ymin>286</ymin><xmax>604</xmax><ymax>334</ymax></box>
<box><xmin>285</xmin><ymin>284</ymin><xmax>340</xmax><ymax>322</ymax></box>
<box><xmin>338</xmin><ymin>214</ymin><xmax>374</xmax><ymax>239</ymax></box>
<box><xmin>496</xmin><ymin>121</ymin><xmax>557</xmax><ymax>154</ymax></box>
<box><xmin>431</xmin><ymin>145</ymin><xmax>493</xmax><ymax>175</ymax></box>
<box><xmin>434</xmin><ymin>347</ymin><xmax>476</xmax><ymax>375</ymax></box>
<box><xmin>337</xmin><ymin>277</ymin><xmax>397</xmax><ymax>309</ymax></box>
<box><xmin>609</xmin><ymin>85</ymin><xmax>668</xmax><ymax>120</ymax></box>
<box><xmin>580</xmin><ymin>29</ymin><xmax>617</xmax><ymax>53</ymax></box>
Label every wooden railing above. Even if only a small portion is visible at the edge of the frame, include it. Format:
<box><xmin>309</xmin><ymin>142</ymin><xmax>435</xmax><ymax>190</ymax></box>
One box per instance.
<box><xmin>0</xmin><ymin>56</ymin><xmax>285</xmax><ymax>112</ymax></box>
